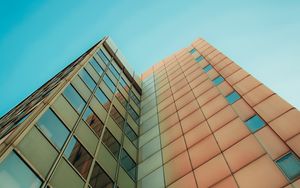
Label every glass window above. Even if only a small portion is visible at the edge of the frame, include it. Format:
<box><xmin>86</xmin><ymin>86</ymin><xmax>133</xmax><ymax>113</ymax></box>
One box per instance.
<box><xmin>90</xmin><ymin>162</ymin><xmax>113</xmax><ymax>188</ymax></box>
<box><xmin>95</xmin><ymin>88</ymin><xmax>110</xmax><ymax>111</ymax></box>
<box><xmin>120</xmin><ymin>149</ymin><xmax>136</xmax><ymax>180</ymax></box>
<box><xmin>115</xmin><ymin>90</ymin><xmax>127</xmax><ymax>107</ymax></box>
<box><xmin>89</xmin><ymin>57</ymin><xmax>104</xmax><ymax>76</ymax></box>
<box><xmin>203</xmin><ymin>64</ymin><xmax>213</xmax><ymax>72</ymax></box>
<box><xmin>110</xmin><ymin>106</ymin><xmax>125</xmax><ymax>129</ymax></box>
<box><xmin>64</xmin><ymin>136</ymin><xmax>93</xmax><ymax>179</ymax></box>
<box><xmin>189</xmin><ymin>48</ymin><xmax>196</xmax><ymax>54</ymax></box>
<box><xmin>83</xmin><ymin>107</ymin><xmax>104</xmax><ymax>137</ymax></box>
<box><xmin>276</xmin><ymin>152</ymin><xmax>300</xmax><ymax>181</ymax></box>
<box><xmin>129</xmin><ymin>91</ymin><xmax>140</xmax><ymax>107</ymax></box>
<box><xmin>225</xmin><ymin>91</ymin><xmax>241</xmax><ymax>104</ymax></box>
<box><xmin>78</xmin><ymin>68</ymin><xmax>97</xmax><ymax>91</ymax></box>
<box><xmin>103</xmin><ymin>75</ymin><xmax>116</xmax><ymax>93</ymax></box>
<box><xmin>63</xmin><ymin>85</ymin><xmax>86</xmax><ymax>113</ymax></box>
<box><xmin>128</xmin><ymin>105</ymin><xmax>139</xmax><ymax>124</ymax></box>
<box><xmin>102</xmin><ymin>129</ymin><xmax>120</xmax><ymax>159</ymax></box>
<box><xmin>120</xmin><ymin>77</ymin><xmax>129</xmax><ymax>92</ymax></box>
<box><xmin>212</xmin><ymin>76</ymin><xmax>224</xmax><ymax>86</ymax></box>
<box><xmin>124</xmin><ymin>123</ymin><xmax>138</xmax><ymax>147</ymax></box>
<box><xmin>36</xmin><ymin>109</ymin><xmax>70</xmax><ymax>149</ymax></box>
<box><xmin>97</xmin><ymin>49</ymin><xmax>110</xmax><ymax>64</ymax></box>
<box><xmin>108</xmin><ymin>64</ymin><xmax>119</xmax><ymax>79</ymax></box>
<box><xmin>195</xmin><ymin>56</ymin><xmax>204</xmax><ymax>62</ymax></box>
<box><xmin>245</xmin><ymin>115</ymin><xmax>265</xmax><ymax>133</ymax></box>
<box><xmin>0</xmin><ymin>152</ymin><xmax>42</xmax><ymax>188</ymax></box>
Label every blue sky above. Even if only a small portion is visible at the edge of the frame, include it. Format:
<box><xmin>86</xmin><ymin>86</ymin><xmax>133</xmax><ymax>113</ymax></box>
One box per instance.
<box><xmin>0</xmin><ymin>0</ymin><xmax>300</xmax><ymax>117</ymax></box>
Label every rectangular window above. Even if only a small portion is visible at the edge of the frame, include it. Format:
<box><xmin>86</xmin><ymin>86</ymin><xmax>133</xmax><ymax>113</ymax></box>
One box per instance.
<box><xmin>83</xmin><ymin>107</ymin><xmax>104</xmax><ymax>137</ymax></box>
<box><xmin>97</xmin><ymin>49</ymin><xmax>110</xmax><ymax>64</ymax></box>
<box><xmin>129</xmin><ymin>91</ymin><xmax>140</xmax><ymax>107</ymax></box>
<box><xmin>195</xmin><ymin>56</ymin><xmax>204</xmax><ymax>62</ymax></box>
<box><xmin>0</xmin><ymin>152</ymin><xmax>42</xmax><ymax>188</ymax></box>
<box><xmin>63</xmin><ymin>85</ymin><xmax>86</xmax><ymax>113</ymax></box>
<box><xmin>120</xmin><ymin>77</ymin><xmax>129</xmax><ymax>92</ymax></box>
<box><xmin>78</xmin><ymin>68</ymin><xmax>96</xmax><ymax>91</ymax></box>
<box><xmin>115</xmin><ymin>90</ymin><xmax>127</xmax><ymax>107</ymax></box>
<box><xmin>189</xmin><ymin>48</ymin><xmax>196</xmax><ymax>54</ymax></box>
<box><xmin>245</xmin><ymin>115</ymin><xmax>265</xmax><ymax>133</ymax></box>
<box><xmin>108</xmin><ymin>64</ymin><xmax>119</xmax><ymax>79</ymax></box>
<box><xmin>225</xmin><ymin>91</ymin><xmax>241</xmax><ymax>104</ymax></box>
<box><xmin>103</xmin><ymin>75</ymin><xmax>116</xmax><ymax>93</ymax></box>
<box><xmin>89</xmin><ymin>57</ymin><xmax>104</xmax><ymax>76</ymax></box>
<box><xmin>203</xmin><ymin>64</ymin><xmax>213</xmax><ymax>73</ymax></box>
<box><xmin>110</xmin><ymin>106</ymin><xmax>125</xmax><ymax>129</ymax></box>
<box><xmin>124</xmin><ymin>123</ymin><xmax>138</xmax><ymax>147</ymax></box>
<box><xmin>120</xmin><ymin>149</ymin><xmax>136</xmax><ymax>180</ymax></box>
<box><xmin>36</xmin><ymin>109</ymin><xmax>70</xmax><ymax>149</ymax></box>
<box><xmin>64</xmin><ymin>136</ymin><xmax>93</xmax><ymax>179</ymax></box>
<box><xmin>276</xmin><ymin>152</ymin><xmax>300</xmax><ymax>181</ymax></box>
<box><xmin>212</xmin><ymin>76</ymin><xmax>224</xmax><ymax>86</ymax></box>
<box><xmin>102</xmin><ymin>129</ymin><xmax>120</xmax><ymax>159</ymax></box>
<box><xmin>95</xmin><ymin>88</ymin><xmax>110</xmax><ymax>111</ymax></box>
<box><xmin>90</xmin><ymin>162</ymin><xmax>114</xmax><ymax>188</ymax></box>
<box><xmin>128</xmin><ymin>105</ymin><xmax>139</xmax><ymax>124</ymax></box>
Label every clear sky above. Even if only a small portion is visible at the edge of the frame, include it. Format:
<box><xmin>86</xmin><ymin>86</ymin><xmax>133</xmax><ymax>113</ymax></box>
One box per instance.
<box><xmin>0</xmin><ymin>0</ymin><xmax>300</xmax><ymax>117</ymax></box>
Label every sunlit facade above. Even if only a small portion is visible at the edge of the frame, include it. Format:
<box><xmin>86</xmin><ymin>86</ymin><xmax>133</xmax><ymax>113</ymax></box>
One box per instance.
<box><xmin>0</xmin><ymin>37</ymin><xmax>299</xmax><ymax>188</ymax></box>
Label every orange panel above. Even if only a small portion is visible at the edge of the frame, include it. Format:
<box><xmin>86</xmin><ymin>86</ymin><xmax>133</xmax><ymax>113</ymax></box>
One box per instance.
<box><xmin>217</xmin><ymin>81</ymin><xmax>234</xmax><ymax>96</ymax></box>
<box><xmin>180</xmin><ymin>109</ymin><xmax>205</xmax><ymax>133</ymax></box>
<box><xmin>158</xmin><ymin>96</ymin><xmax>174</xmax><ymax>112</ymax></box>
<box><xmin>161</xmin><ymin>123</ymin><xmax>182</xmax><ymax>147</ymax></box>
<box><xmin>189</xmin><ymin>73</ymin><xmax>208</xmax><ymax>89</ymax></box>
<box><xmin>243</xmin><ymin>84</ymin><xmax>274</xmax><ymax>107</ymax></box>
<box><xmin>211</xmin><ymin>176</ymin><xmax>238</xmax><ymax>188</ymax></box>
<box><xmin>287</xmin><ymin>134</ymin><xmax>300</xmax><ymax>158</ymax></box>
<box><xmin>167</xmin><ymin>172</ymin><xmax>197</xmax><ymax>188</ymax></box>
<box><xmin>184</xmin><ymin>121</ymin><xmax>211</xmax><ymax>148</ymax></box>
<box><xmin>162</xmin><ymin>136</ymin><xmax>187</xmax><ymax>163</ymax></box>
<box><xmin>231</xmin><ymin>99</ymin><xmax>255</xmax><ymax>121</ymax></box>
<box><xmin>175</xmin><ymin>92</ymin><xmax>195</xmax><ymax>110</ymax></box>
<box><xmin>173</xmin><ymin>85</ymin><xmax>191</xmax><ymax>100</ymax></box>
<box><xmin>159</xmin><ymin>113</ymin><xmax>179</xmax><ymax>133</ymax></box>
<box><xmin>233</xmin><ymin>75</ymin><xmax>260</xmax><ymax>95</ymax></box>
<box><xmin>207</xmin><ymin>105</ymin><xmax>237</xmax><ymax>132</ymax></box>
<box><xmin>177</xmin><ymin>101</ymin><xmax>201</xmax><ymax>121</ymax></box>
<box><xmin>196</xmin><ymin>87</ymin><xmax>220</xmax><ymax>106</ymax></box>
<box><xmin>219</xmin><ymin>63</ymin><xmax>240</xmax><ymax>78</ymax></box>
<box><xmin>202</xmin><ymin>95</ymin><xmax>228</xmax><ymax>119</ymax></box>
<box><xmin>192</xmin><ymin>79</ymin><xmax>214</xmax><ymax>98</ymax></box>
<box><xmin>226</xmin><ymin>69</ymin><xmax>249</xmax><ymax>85</ymax></box>
<box><xmin>158</xmin><ymin>103</ymin><xmax>177</xmax><ymax>122</ymax></box>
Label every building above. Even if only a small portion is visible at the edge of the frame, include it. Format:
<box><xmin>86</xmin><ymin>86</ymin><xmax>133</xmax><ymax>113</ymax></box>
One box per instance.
<box><xmin>0</xmin><ymin>36</ymin><xmax>299</xmax><ymax>188</ymax></box>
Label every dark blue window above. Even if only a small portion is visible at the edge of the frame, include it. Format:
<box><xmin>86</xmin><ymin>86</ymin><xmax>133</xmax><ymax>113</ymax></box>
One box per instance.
<box><xmin>212</xmin><ymin>76</ymin><xmax>224</xmax><ymax>86</ymax></box>
<box><xmin>203</xmin><ymin>65</ymin><xmax>213</xmax><ymax>72</ymax></box>
<box><xmin>63</xmin><ymin>85</ymin><xmax>86</xmax><ymax>113</ymax></box>
<box><xmin>97</xmin><ymin>49</ymin><xmax>110</xmax><ymax>64</ymax></box>
<box><xmin>109</xmin><ymin>64</ymin><xmax>119</xmax><ymax>79</ymax></box>
<box><xmin>190</xmin><ymin>48</ymin><xmax>196</xmax><ymax>54</ymax></box>
<box><xmin>245</xmin><ymin>115</ymin><xmax>265</xmax><ymax>132</ymax></box>
<box><xmin>120</xmin><ymin>149</ymin><xmax>136</xmax><ymax>180</ymax></box>
<box><xmin>124</xmin><ymin>123</ymin><xmax>138</xmax><ymax>147</ymax></box>
<box><xmin>276</xmin><ymin>152</ymin><xmax>300</xmax><ymax>181</ymax></box>
<box><xmin>78</xmin><ymin>68</ymin><xmax>96</xmax><ymax>91</ymax></box>
<box><xmin>103</xmin><ymin>75</ymin><xmax>116</xmax><ymax>93</ymax></box>
<box><xmin>195</xmin><ymin>56</ymin><xmax>204</xmax><ymax>62</ymax></box>
<box><xmin>225</xmin><ymin>91</ymin><xmax>241</xmax><ymax>104</ymax></box>
<box><xmin>89</xmin><ymin>58</ymin><xmax>104</xmax><ymax>76</ymax></box>
<box><xmin>95</xmin><ymin>88</ymin><xmax>110</xmax><ymax>110</ymax></box>
<box><xmin>128</xmin><ymin>105</ymin><xmax>139</xmax><ymax>124</ymax></box>
<box><xmin>130</xmin><ymin>91</ymin><xmax>140</xmax><ymax>107</ymax></box>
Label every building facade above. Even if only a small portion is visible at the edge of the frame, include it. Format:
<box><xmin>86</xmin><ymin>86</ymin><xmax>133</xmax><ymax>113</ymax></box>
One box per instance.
<box><xmin>0</xmin><ymin>37</ymin><xmax>299</xmax><ymax>188</ymax></box>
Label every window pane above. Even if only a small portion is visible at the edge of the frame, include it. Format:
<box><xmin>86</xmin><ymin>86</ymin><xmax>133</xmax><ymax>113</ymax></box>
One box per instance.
<box><xmin>120</xmin><ymin>77</ymin><xmax>129</xmax><ymax>92</ymax></box>
<box><xmin>36</xmin><ymin>109</ymin><xmax>70</xmax><ymax>149</ymax></box>
<box><xmin>120</xmin><ymin>149</ymin><xmax>136</xmax><ymax>180</ymax></box>
<box><xmin>276</xmin><ymin>152</ymin><xmax>300</xmax><ymax>181</ymax></box>
<box><xmin>195</xmin><ymin>56</ymin><xmax>204</xmax><ymax>62</ymax></box>
<box><xmin>90</xmin><ymin>162</ymin><xmax>113</xmax><ymax>188</ymax></box>
<box><xmin>102</xmin><ymin>129</ymin><xmax>120</xmax><ymax>159</ymax></box>
<box><xmin>115</xmin><ymin>90</ymin><xmax>127</xmax><ymax>107</ymax></box>
<box><xmin>79</xmin><ymin>68</ymin><xmax>96</xmax><ymax>91</ymax></box>
<box><xmin>97</xmin><ymin>49</ymin><xmax>110</xmax><ymax>64</ymax></box>
<box><xmin>212</xmin><ymin>76</ymin><xmax>224</xmax><ymax>85</ymax></box>
<box><xmin>95</xmin><ymin>88</ymin><xmax>110</xmax><ymax>111</ymax></box>
<box><xmin>0</xmin><ymin>152</ymin><xmax>42</xmax><ymax>188</ymax></box>
<box><xmin>103</xmin><ymin>75</ymin><xmax>116</xmax><ymax>93</ymax></box>
<box><xmin>63</xmin><ymin>85</ymin><xmax>86</xmax><ymax>113</ymax></box>
<box><xmin>245</xmin><ymin>115</ymin><xmax>265</xmax><ymax>133</ymax></box>
<box><xmin>225</xmin><ymin>91</ymin><xmax>241</xmax><ymax>104</ymax></box>
<box><xmin>108</xmin><ymin>64</ymin><xmax>119</xmax><ymax>79</ymax></box>
<box><xmin>110</xmin><ymin>106</ymin><xmax>125</xmax><ymax>129</ymax></box>
<box><xmin>203</xmin><ymin>64</ymin><xmax>213</xmax><ymax>72</ymax></box>
<box><xmin>124</xmin><ymin>123</ymin><xmax>138</xmax><ymax>147</ymax></box>
<box><xmin>89</xmin><ymin>58</ymin><xmax>104</xmax><ymax>76</ymax></box>
<box><xmin>190</xmin><ymin>48</ymin><xmax>196</xmax><ymax>54</ymax></box>
<box><xmin>129</xmin><ymin>91</ymin><xmax>140</xmax><ymax>107</ymax></box>
<box><xmin>83</xmin><ymin>107</ymin><xmax>104</xmax><ymax>137</ymax></box>
<box><xmin>64</xmin><ymin>136</ymin><xmax>93</xmax><ymax>179</ymax></box>
<box><xmin>128</xmin><ymin>105</ymin><xmax>139</xmax><ymax>124</ymax></box>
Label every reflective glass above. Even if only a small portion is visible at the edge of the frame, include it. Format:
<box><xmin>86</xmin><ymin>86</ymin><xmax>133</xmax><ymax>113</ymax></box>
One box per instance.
<box><xmin>225</xmin><ymin>91</ymin><xmax>241</xmax><ymax>104</ymax></box>
<box><xmin>130</xmin><ymin>91</ymin><xmax>140</xmax><ymax>107</ymax></box>
<box><xmin>212</xmin><ymin>76</ymin><xmax>224</xmax><ymax>86</ymax></box>
<box><xmin>108</xmin><ymin>64</ymin><xmax>119</xmax><ymax>79</ymax></box>
<box><xmin>95</xmin><ymin>88</ymin><xmax>110</xmax><ymax>111</ymax></box>
<box><xmin>103</xmin><ymin>75</ymin><xmax>116</xmax><ymax>93</ymax></box>
<box><xmin>128</xmin><ymin>105</ymin><xmax>139</xmax><ymax>123</ymax></box>
<box><xmin>63</xmin><ymin>85</ymin><xmax>86</xmax><ymax>113</ymax></box>
<box><xmin>109</xmin><ymin>106</ymin><xmax>125</xmax><ymax>129</ymax></box>
<box><xmin>203</xmin><ymin>64</ymin><xmax>213</xmax><ymax>72</ymax></box>
<box><xmin>36</xmin><ymin>109</ymin><xmax>70</xmax><ymax>149</ymax></box>
<box><xmin>115</xmin><ymin>90</ymin><xmax>127</xmax><ymax>107</ymax></box>
<box><xmin>195</xmin><ymin>56</ymin><xmax>204</xmax><ymax>62</ymax></box>
<box><xmin>97</xmin><ymin>49</ymin><xmax>110</xmax><ymax>64</ymax></box>
<box><xmin>245</xmin><ymin>115</ymin><xmax>265</xmax><ymax>133</ymax></box>
<box><xmin>102</xmin><ymin>129</ymin><xmax>120</xmax><ymax>159</ymax></box>
<box><xmin>124</xmin><ymin>123</ymin><xmax>138</xmax><ymax>147</ymax></box>
<box><xmin>83</xmin><ymin>107</ymin><xmax>104</xmax><ymax>137</ymax></box>
<box><xmin>89</xmin><ymin>58</ymin><xmax>104</xmax><ymax>76</ymax></box>
<box><xmin>64</xmin><ymin>136</ymin><xmax>93</xmax><ymax>179</ymax></box>
<box><xmin>190</xmin><ymin>48</ymin><xmax>196</xmax><ymax>54</ymax></box>
<box><xmin>120</xmin><ymin>149</ymin><xmax>136</xmax><ymax>180</ymax></box>
<box><xmin>120</xmin><ymin>77</ymin><xmax>129</xmax><ymax>92</ymax></box>
<box><xmin>78</xmin><ymin>68</ymin><xmax>96</xmax><ymax>91</ymax></box>
<box><xmin>90</xmin><ymin>162</ymin><xmax>113</xmax><ymax>188</ymax></box>
<box><xmin>0</xmin><ymin>152</ymin><xmax>42</xmax><ymax>188</ymax></box>
<box><xmin>276</xmin><ymin>152</ymin><xmax>300</xmax><ymax>181</ymax></box>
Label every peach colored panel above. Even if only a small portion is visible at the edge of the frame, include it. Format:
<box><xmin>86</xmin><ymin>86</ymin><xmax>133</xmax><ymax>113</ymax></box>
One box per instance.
<box><xmin>207</xmin><ymin>105</ymin><xmax>237</xmax><ymax>132</ymax></box>
<box><xmin>162</xmin><ymin>136</ymin><xmax>187</xmax><ymax>163</ymax></box>
<box><xmin>210</xmin><ymin>53</ymin><xmax>226</xmax><ymax>65</ymax></box>
<box><xmin>189</xmin><ymin>73</ymin><xmax>208</xmax><ymax>89</ymax></box>
<box><xmin>194</xmin><ymin>154</ymin><xmax>231</xmax><ymax>187</ymax></box>
<box><xmin>231</xmin><ymin>99</ymin><xmax>255</xmax><ymax>121</ymax></box>
<box><xmin>177</xmin><ymin>101</ymin><xmax>201</xmax><ymax>121</ymax></box>
<box><xmin>211</xmin><ymin>176</ymin><xmax>238</xmax><ymax>188</ymax></box>
<box><xmin>171</xmin><ymin>79</ymin><xmax>188</xmax><ymax>93</ymax></box>
<box><xmin>158</xmin><ymin>96</ymin><xmax>174</xmax><ymax>112</ymax></box>
<box><xmin>202</xmin><ymin>95</ymin><xmax>228</xmax><ymax>119</ymax></box>
<box><xmin>226</xmin><ymin>69</ymin><xmax>249</xmax><ymax>85</ymax></box>
<box><xmin>214</xmin><ymin>58</ymin><xmax>232</xmax><ymax>71</ymax></box>
<box><xmin>219</xmin><ymin>63</ymin><xmax>240</xmax><ymax>78</ymax></box>
<box><xmin>234</xmin><ymin>155</ymin><xmax>288</xmax><ymax>188</ymax></box>
<box><xmin>173</xmin><ymin>85</ymin><xmax>191</xmax><ymax>100</ymax></box>
<box><xmin>217</xmin><ymin>81</ymin><xmax>234</xmax><ymax>96</ymax></box>
<box><xmin>184</xmin><ymin>121</ymin><xmax>211</xmax><ymax>148</ymax></box>
<box><xmin>159</xmin><ymin>113</ymin><xmax>179</xmax><ymax>133</ymax></box>
<box><xmin>185</xmin><ymin>68</ymin><xmax>203</xmax><ymax>83</ymax></box>
<box><xmin>207</xmin><ymin>69</ymin><xmax>219</xmax><ymax>80</ymax></box>
<box><xmin>287</xmin><ymin>134</ymin><xmax>300</xmax><ymax>157</ymax></box>
<box><xmin>233</xmin><ymin>75</ymin><xmax>260</xmax><ymax>95</ymax></box>
<box><xmin>175</xmin><ymin>92</ymin><xmax>195</xmax><ymax>110</ymax></box>
<box><xmin>164</xmin><ymin>151</ymin><xmax>192</xmax><ymax>186</ymax></box>
<box><xmin>161</xmin><ymin>123</ymin><xmax>182</xmax><ymax>147</ymax></box>
<box><xmin>192</xmin><ymin>79</ymin><xmax>214</xmax><ymax>98</ymax></box>
<box><xmin>197</xmin><ymin>87</ymin><xmax>220</xmax><ymax>106</ymax></box>
<box><xmin>169</xmin><ymin>74</ymin><xmax>185</xmax><ymax>87</ymax></box>
<box><xmin>243</xmin><ymin>84</ymin><xmax>274</xmax><ymax>107</ymax></box>
<box><xmin>157</xmin><ymin>89</ymin><xmax>172</xmax><ymax>104</ymax></box>
<box><xmin>158</xmin><ymin>103</ymin><xmax>177</xmax><ymax>122</ymax></box>
<box><xmin>167</xmin><ymin>172</ymin><xmax>197</xmax><ymax>188</ymax></box>
<box><xmin>180</xmin><ymin>109</ymin><xmax>205</xmax><ymax>133</ymax></box>
<box><xmin>254</xmin><ymin>94</ymin><xmax>293</xmax><ymax>123</ymax></box>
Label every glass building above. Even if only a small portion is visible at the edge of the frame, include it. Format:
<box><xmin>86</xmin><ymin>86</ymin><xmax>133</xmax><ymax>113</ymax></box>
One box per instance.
<box><xmin>0</xmin><ymin>37</ymin><xmax>299</xmax><ymax>188</ymax></box>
